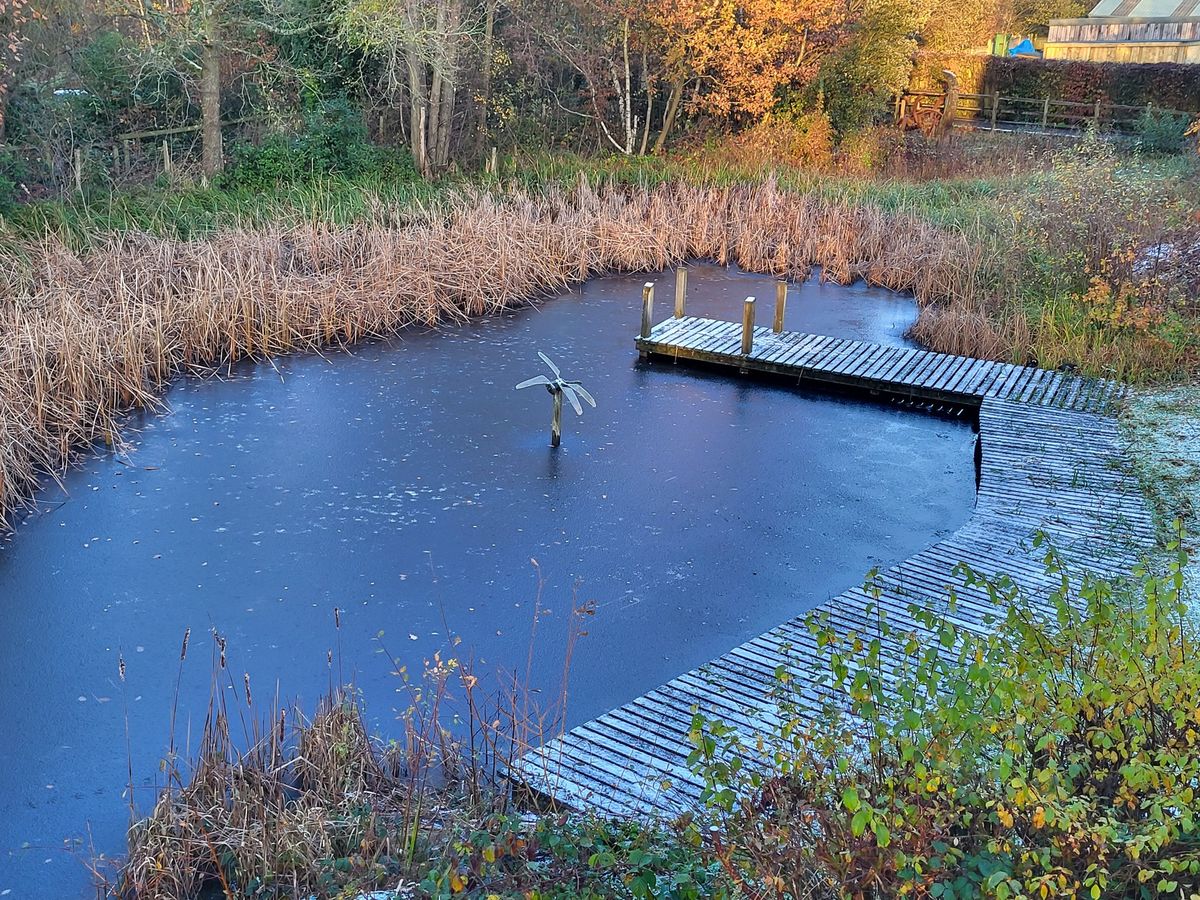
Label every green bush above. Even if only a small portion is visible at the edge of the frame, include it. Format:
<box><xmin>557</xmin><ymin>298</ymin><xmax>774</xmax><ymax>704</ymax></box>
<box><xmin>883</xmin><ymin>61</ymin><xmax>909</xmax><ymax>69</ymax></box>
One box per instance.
<box><xmin>812</xmin><ymin>0</ymin><xmax>922</xmax><ymax>133</ymax></box>
<box><xmin>0</xmin><ymin>148</ymin><xmax>29</xmax><ymax>215</ymax></box>
<box><xmin>689</xmin><ymin>531</ymin><xmax>1200</xmax><ymax>899</ymax></box>
<box><xmin>1136</xmin><ymin>107</ymin><xmax>1191</xmax><ymax>154</ymax></box>
<box><xmin>223</xmin><ymin>99</ymin><xmax>417</xmax><ymax>190</ymax></box>
<box><xmin>419</xmin><ymin>814</ymin><xmax>726</xmax><ymax>899</ymax></box>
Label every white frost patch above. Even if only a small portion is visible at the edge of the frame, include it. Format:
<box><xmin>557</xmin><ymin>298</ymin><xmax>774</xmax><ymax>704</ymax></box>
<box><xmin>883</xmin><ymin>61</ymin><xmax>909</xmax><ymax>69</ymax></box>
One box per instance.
<box><xmin>1125</xmin><ymin>385</ymin><xmax>1200</xmax><ymax>600</ymax></box>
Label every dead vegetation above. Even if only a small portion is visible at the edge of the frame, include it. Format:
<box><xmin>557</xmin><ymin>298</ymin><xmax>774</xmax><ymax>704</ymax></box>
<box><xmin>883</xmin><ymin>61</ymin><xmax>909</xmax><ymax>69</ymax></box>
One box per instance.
<box><xmin>0</xmin><ymin>177</ymin><xmax>990</xmax><ymax>523</ymax></box>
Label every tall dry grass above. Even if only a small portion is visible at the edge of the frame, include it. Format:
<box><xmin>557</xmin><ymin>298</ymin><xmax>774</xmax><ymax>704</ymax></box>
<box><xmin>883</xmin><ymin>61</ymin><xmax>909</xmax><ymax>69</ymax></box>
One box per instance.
<box><xmin>0</xmin><ymin>177</ymin><xmax>989</xmax><ymax>523</ymax></box>
<box><xmin>102</xmin><ymin>577</ymin><xmax>593</xmax><ymax>898</ymax></box>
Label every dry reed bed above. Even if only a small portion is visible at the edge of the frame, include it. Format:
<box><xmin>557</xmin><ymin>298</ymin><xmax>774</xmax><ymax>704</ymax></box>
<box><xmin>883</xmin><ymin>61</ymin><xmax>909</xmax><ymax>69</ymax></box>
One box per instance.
<box><xmin>118</xmin><ymin>690</ymin><xmax>420</xmax><ymax>899</ymax></box>
<box><xmin>0</xmin><ymin>179</ymin><xmax>990</xmax><ymax>522</ymax></box>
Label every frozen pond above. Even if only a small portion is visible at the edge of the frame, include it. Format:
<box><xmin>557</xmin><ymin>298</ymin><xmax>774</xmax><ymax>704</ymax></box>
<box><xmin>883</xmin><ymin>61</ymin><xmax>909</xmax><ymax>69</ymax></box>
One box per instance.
<box><xmin>0</xmin><ymin>263</ymin><xmax>977</xmax><ymax>896</ymax></box>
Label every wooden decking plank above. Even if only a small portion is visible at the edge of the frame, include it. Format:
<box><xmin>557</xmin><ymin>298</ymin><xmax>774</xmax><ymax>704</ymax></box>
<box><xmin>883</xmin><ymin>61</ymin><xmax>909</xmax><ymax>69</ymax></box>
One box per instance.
<box><xmin>843</xmin><ymin>344</ymin><xmax>895</xmax><ymax>379</ymax></box>
<box><xmin>860</xmin><ymin>346</ymin><xmax>910</xmax><ymax>381</ymax></box>
<box><xmin>893</xmin><ymin>350</ymin><xmax>946</xmax><ymax>389</ymax></box>
<box><xmin>927</xmin><ymin>356</ymin><xmax>975</xmax><ymax>394</ymax></box>
<box><xmin>918</xmin><ymin>353</ymin><xmax>965</xmax><ymax>393</ymax></box>
<box><xmin>940</xmin><ymin>357</ymin><xmax>988</xmax><ymax>395</ymax></box>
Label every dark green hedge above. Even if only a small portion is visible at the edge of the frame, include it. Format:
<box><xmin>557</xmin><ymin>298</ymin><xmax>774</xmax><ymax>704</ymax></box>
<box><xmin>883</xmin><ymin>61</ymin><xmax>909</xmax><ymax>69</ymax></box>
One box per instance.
<box><xmin>911</xmin><ymin>53</ymin><xmax>1200</xmax><ymax>113</ymax></box>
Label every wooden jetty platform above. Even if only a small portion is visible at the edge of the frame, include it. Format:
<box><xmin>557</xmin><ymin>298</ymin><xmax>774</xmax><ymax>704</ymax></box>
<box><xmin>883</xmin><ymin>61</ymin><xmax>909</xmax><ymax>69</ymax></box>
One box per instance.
<box><xmin>510</xmin><ymin>304</ymin><xmax>1157</xmax><ymax>818</ymax></box>
<box><xmin>635</xmin><ymin>315</ymin><xmax>1125</xmax><ymax>413</ymax></box>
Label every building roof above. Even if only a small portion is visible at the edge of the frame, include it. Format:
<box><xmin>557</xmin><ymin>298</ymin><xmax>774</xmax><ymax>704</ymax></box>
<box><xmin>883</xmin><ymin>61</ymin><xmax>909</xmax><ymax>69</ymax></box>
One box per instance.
<box><xmin>1090</xmin><ymin>0</ymin><xmax>1199</xmax><ymax>16</ymax></box>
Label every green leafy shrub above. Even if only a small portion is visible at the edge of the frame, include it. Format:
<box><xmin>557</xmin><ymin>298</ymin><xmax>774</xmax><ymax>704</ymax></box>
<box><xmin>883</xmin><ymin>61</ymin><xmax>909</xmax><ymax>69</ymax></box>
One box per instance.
<box><xmin>419</xmin><ymin>814</ymin><xmax>726</xmax><ymax>899</ymax></box>
<box><xmin>224</xmin><ymin>99</ymin><xmax>417</xmax><ymax>190</ymax></box>
<box><xmin>689</xmin><ymin>531</ymin><xmax>1200</xmax><ymax>899</ymax></box>
<box><xmin>813</xmin><ymin>0</ymin><xmax>922</xmax><ymax>133</ymax></box>
<box><xmin>1136</xmin><ymin>107</ymin><xmax>1192</xmax><ymax>154</ymax></box>
<box><xmin>0</xmin><ymin>148</ymin><xmax>30</xmax><ymax>215</ymax></box>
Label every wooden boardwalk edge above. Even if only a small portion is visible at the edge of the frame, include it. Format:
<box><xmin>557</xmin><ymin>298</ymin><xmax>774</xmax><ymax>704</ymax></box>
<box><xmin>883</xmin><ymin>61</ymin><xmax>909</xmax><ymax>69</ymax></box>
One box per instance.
<box><xmin>509</xmin><ymin>317</ymin><xmax>1156</xmax><ymax>818</ymax></box>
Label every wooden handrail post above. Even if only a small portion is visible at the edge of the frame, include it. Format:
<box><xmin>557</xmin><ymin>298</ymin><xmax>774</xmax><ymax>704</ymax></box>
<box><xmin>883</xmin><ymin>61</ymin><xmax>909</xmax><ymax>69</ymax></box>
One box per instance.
<box><xmin>773</xmin><ymin>282</ymin><xmax>787</xmax><ymax>333</ymax></box>
<box><xmin>741</xmin><ymin>297</ymin><xmax>756</xmax><ymax>355</ymax></box>
<box><xmin>640</xmin><ymin>282</ymin><xmax>655</xmax><ymax>339</ymax></box>
<box><xmin>674</xmin><ymin>267</ymin><xmax>687</xmax><ymax>318</ymax></box>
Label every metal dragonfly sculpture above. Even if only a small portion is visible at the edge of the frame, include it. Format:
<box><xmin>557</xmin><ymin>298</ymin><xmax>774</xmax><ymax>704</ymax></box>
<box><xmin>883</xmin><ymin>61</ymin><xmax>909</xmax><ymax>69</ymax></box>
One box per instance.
<box><xmin>515</xmin><ymin>352</ymin><xmax>596</xmax><ymax>448</ymax></box>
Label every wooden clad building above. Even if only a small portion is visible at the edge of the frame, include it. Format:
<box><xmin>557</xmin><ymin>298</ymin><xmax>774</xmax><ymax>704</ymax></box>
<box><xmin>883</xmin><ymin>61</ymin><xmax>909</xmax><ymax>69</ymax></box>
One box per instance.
<box><xmin>1047</xmin><ymin>0</ymin><xmax>1200</xmax><ymax>62</ymax></box>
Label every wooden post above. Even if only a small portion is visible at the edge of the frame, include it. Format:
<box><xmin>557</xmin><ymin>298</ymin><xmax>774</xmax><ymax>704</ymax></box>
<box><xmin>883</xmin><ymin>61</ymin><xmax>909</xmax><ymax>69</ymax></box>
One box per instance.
<box><xmin>640</xmin><ymin>282</ymin><xmax>655</xmax><ymax>339</ymax></box>
<box><xmin>73</xmin><ymin>148</ymin><xmax>83</xmax><ymax>195</ymax></box>
<box><xmin>674</xmin><ymin>267</ymin><xmax>687</xmax><ymax>318</ymax></box>
<box><xmin>161</xmin><ymin>140</ymin><xmax>172</xmax><ymax>177</ymax></box>
<box><xmin>990</xmin><ymin>92</ymin><xmax>1000</xmax><ymax>131</ymax></box>
<box><xmin>488</xmin><ymin>146</ymin><xmax>498</xmax><ymax>174</ymax></box>
<box><xmin>741</xmin><ymin>297</ymin><xmax>756</xmax><ymax>355</ymax></box>
<box><xmin>550</xmin><ymin>390</ymin><xmax>563</xmax><ymax>448</ymax></box>
<box><xmin>936</xmin><ymin>69</ymin><xmax>958</xmax><ymax>143</ymax></box>
<box><xmin>1092</xmin><ymin>98</ymin><xmax>1102</xmax><ymax>130</ymax></box>
<box><xmin>1042</xmin><ymin>97</ymin><xmax>1050</xmax><ymax>129</ymax></box>
<box><xmin>773</xmin><ymin>282</ymin><xmax>786</xmax><ymax>333</ymax></box>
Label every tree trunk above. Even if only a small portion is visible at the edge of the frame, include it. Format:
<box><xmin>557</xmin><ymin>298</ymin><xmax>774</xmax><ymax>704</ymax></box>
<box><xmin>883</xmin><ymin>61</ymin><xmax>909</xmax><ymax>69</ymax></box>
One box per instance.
<box><xmin>427</xmin><ymin>0</ymin><xmax>446</xmax><ymax>166</ymax></box>
<box><xmin>435</xmin><ymin>79</ymin><xmax>455</xmax><ymax>168</ymax></box>
<box><xmin>652</xmin><ymin>78</ymin><xmax>685</xmax><ymax>155</ymax></box>
<box><xmin>621</xmin><ymin>17</ymin><xmax>632</xmax><ymax>153</ymax></box>
<box><xmin>200</xmin><ymin>10</ymin><xmax>223</xmax><ymax>177</ymax></box>
<box><xmin>637</xmin><ymin>48</ymin><xmax>652</xmax><ymax>156</ymax></box>
<box><xmin>471</xmin><ymin>0</ymin><xmax>497</xmax><ymax>159</ymax></box>
<box><xmin>406</xmin><ymin>44</ymin><xmax>429</xmax><ymax>176</ymax></box>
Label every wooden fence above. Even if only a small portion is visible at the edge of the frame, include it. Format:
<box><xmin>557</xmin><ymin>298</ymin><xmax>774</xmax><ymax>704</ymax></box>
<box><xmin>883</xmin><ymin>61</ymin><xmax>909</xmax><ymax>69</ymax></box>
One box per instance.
<box><xmin>1</xmin><ymin>116</ymin><xmax>262</xmax><ymax>195</ymax></box>
<box><xmin>899</xmin><ymin>89</ymin><xmax>1193</xmax><ymax>134</ymax></box>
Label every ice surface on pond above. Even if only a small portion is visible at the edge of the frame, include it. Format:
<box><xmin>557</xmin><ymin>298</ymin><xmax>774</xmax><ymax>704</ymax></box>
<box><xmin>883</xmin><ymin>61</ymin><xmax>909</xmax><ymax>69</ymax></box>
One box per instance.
<box><xmin>0</xmin><ymin>263</ymin><xmax>974</xmax><ymax>897</ymax></box>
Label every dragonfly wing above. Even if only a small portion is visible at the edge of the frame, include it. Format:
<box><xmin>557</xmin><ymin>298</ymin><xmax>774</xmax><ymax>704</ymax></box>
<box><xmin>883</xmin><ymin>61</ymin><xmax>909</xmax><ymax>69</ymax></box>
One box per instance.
<box><xmin>572</xmin><ymin>384</ymin><xmax>597</xmax><ymax>408</ymax></box>
<box><xmin>561</xmin><ymin>384</ymin><xmax>584</xmax><ymax>416</ymax></box>
<box><xmin>515</xmin><ymin>375</ymin><xmax>551</xmax><ymax>390</ymax></box>
<box><xmin>538</xmin><ymin>351</ymin><xmax>561</xmax><ymax>379</ymax></box>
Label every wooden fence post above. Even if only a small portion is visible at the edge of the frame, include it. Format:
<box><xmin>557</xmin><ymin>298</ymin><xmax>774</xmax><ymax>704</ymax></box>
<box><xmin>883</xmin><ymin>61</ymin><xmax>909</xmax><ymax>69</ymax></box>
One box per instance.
<box><xmin>640</xmin><ymin>282</ymin><xmax>655</xmax><ymax>339</ymax></box>
<box><xmin>674</xmin><ymin>267</ymin><xmax>687</xmax><ymax>318</ymax></box>
<box><xmin>1042</xmin><ymin>97</ymin><xmax>1050</xmax><ymax>129</ymax></box>
<box><xmin>1092</xmin><ymin>98</ymin><xmax>1102</xmax><ymax>130</ymax></box>
<box><xmin>741</xmin><ymin>297</ymin><xmax>756</xmax><ymax>355</ymax></box>
<box><xmin>936</xmin><ymin>69</ymin><xmax>959</xmax><ymax>142</ymax></box>
<box><xmin>162</xmin><ymin>140</ymin><xmax>172</xmax><ymax>177</ymax></box>
<box><xmin>990</xmin><ymin>92</ymin><xmax>1000</xmax><ymax>130</ymax></box>
<box><xmin>773</xmin><ymin>282</ymin><xmax>786</xmax><ymax>333</ymax></box>
<box><xmin>73</xmin><ymin>148</ymin><xmax>83</xmax><ymax>195</ymax></box>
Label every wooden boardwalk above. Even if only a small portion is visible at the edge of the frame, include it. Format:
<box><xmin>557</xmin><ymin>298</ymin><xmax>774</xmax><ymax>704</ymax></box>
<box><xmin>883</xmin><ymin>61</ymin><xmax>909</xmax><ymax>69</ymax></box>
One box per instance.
<box><xmin>633</xmin><ymin>316</ymin><xmax>1126</xmax><ymax>412</ymax></box>
<box><xmin>510</xmin><ymin>316</ymin><xmax>1156</xmax><ymax>817</ymax></box>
